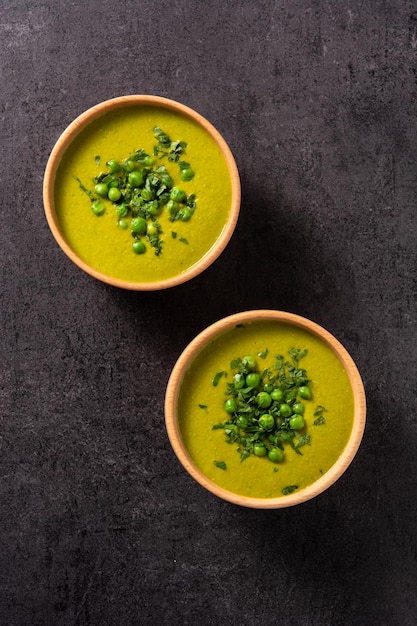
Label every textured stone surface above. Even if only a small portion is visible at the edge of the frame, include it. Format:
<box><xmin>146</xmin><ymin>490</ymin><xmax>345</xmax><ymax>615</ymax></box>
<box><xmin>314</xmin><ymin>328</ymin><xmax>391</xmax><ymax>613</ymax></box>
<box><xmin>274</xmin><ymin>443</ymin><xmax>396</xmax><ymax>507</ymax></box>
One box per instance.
<box><xmin>1</xmin><ymin>1</ymin><xmax>416</xmax><ymax>624</ymax></box>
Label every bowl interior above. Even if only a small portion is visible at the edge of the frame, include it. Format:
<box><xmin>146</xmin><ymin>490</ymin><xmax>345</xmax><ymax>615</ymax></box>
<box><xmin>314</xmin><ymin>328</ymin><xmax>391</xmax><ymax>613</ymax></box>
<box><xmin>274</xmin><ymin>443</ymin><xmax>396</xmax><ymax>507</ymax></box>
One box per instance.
<box><xmin>43</xmin><ymin>95</ymin><xmax>241</xmax><ymax>290</ymax></box>
<box><xmin>165</xmin><ymin>310</ymin><xmax>366</xmax><ymax>509</ymax></box>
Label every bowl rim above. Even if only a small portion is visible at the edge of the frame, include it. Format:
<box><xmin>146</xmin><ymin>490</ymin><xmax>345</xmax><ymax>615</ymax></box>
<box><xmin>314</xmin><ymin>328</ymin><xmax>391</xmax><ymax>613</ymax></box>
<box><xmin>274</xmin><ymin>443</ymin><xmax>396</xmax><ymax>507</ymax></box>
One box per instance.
<box><xmin>43</xmin><ymin>94</ymin><xmax>241</xmax><ymax>291</ymax></box>
<box><xmin>165</xmin><ymin>309</ymin><xmax>366</xmax><ymax>509</ymax></box>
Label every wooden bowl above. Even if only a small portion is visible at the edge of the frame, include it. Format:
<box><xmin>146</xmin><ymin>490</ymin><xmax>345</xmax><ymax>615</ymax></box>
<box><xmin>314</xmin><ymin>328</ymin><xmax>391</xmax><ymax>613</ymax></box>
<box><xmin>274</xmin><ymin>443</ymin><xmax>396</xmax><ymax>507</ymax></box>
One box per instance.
<box><xmin>43</xmin><ymin>95</ymin><xmax>240</xmax><ymax>290</ymax></box>
<box><xmin>165</xmin><ymin>310</ymin><xmax>366</xmax><ymax>509</ymax></box>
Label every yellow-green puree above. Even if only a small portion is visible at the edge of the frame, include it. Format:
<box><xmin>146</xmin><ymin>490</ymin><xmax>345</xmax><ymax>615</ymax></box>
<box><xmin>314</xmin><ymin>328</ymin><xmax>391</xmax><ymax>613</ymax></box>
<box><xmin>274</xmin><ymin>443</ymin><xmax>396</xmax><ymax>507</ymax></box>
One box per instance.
<box><xmin>54</xmin><ymin>106</ymin><xmax>232</xmax><ymax>282</ymax></box>
<box><xmin>178</xmin><ymin>321</ymin><xmax>354</xmax><ymax>499</ymax></box>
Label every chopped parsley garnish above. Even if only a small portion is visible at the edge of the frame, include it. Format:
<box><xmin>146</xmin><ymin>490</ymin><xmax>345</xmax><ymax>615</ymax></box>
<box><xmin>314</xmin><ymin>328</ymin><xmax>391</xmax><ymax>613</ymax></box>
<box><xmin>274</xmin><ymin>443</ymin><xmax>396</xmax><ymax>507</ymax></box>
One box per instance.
<box><xmin>212</xmin><ymin>371</ymin><xmax>226</xmax><ymax>387</ymax></box>
<box><xmin>282</xmin><ymin>485</ymin><xmax>298</xmax><ymax>495</ymax></box>
<box><xmin>212</xmin><ymin>349</ymin><xmax>315</xmax><ymax>468</ymax></box>
<box><xmin>214</xmin><ymin>460</ymin><xmax>227</xmax><ymax>470</ymax></box>
<box><xmin>75</xmin><ymin>127</ymin><xmax>197</xmax><ymax>257</ymax></box>
<box><xmin>313</xmin><ymin>405</ymin><xmax>327</xmax><ymax>425</ymax></box>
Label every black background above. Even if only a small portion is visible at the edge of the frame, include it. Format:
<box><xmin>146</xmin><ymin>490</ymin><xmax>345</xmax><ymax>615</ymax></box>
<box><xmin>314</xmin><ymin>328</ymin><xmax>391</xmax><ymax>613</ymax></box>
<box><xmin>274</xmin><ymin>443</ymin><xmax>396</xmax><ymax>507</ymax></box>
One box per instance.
<box><xmin>1</xmin><ymin>1</ymin><xmax>416</xmax><ymax>625</ymax></box>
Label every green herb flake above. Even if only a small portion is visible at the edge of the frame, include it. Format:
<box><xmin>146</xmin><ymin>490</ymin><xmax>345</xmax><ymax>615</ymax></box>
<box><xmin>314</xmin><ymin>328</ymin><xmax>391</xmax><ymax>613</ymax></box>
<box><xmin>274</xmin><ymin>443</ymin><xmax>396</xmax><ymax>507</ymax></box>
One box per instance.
<box><xmin>198</xmin><ymin>404</ymin><xmax>208</xmax><ymax>410</ymax></box>
<box><xmin>282</xmin><ymin>485</ymin><xmax>298</xmax><ymax>496</ymax></box>
<box><xmin>171</xmin><ymin>231</ymin><xmax>177</xmax><ymax>239</ymax></box>
<box><xmin>314</xmin><ymin>415</ymin><xmax>326</xmax><ymax>426</ymax></box>
<box><xmin>179</xmin><ymin>237</ymin><xmax>188</xmax><ymax>244</ymax></box>
<box><xmin>295</xmin><ymin>433</ymin><xmax>311</xmax><ymax>450</ymax></box>
<box><xmin>214</xmin><ymin>460</ymin><xmax>227</xmax><ymax>470</ymax></box>
<box><xmin>73</xmin><ymin>176</ymin><xmax>96</xmax><ymax>201</ymax></box>
<box><xmin>258</xmin><ymin>349</ymin><xmax>269</xmax><ymax>359</ymax></box>
<box><xmin>94</xmin><ymin>155</ymin><xmax>101</xmax><ymax>166</ymax></box>
<box><xmin>212</xmin><ymin>371</ymin><xmax>226</xmax><ymax>387</ymax></box>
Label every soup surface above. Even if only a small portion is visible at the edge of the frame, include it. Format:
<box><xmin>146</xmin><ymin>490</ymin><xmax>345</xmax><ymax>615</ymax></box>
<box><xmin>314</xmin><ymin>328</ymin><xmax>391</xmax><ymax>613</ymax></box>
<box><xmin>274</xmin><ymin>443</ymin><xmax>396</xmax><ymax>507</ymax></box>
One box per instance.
<box><xmin>178</xmin><ymin>321</ymin><xmax>354</xmax><ymax>499</ymax></box>
<box><xmin>54</xmin><ymin>106</ymin><xmax>233</xmax><ymax>282</ymax></box>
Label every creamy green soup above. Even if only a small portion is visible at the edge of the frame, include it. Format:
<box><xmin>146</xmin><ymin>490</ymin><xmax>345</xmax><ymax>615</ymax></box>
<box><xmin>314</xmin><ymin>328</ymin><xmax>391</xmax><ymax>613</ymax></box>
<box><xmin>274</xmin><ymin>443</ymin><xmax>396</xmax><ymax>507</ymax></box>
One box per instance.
<box><xmin>54</xmin><ymin>106</ymin><xmax>232</xmax><ymax>282</ymax></box>
<box><xmin>178</xmin><ymin>321</ymin><xmax>354</xmax><ymax>499</ymax></box>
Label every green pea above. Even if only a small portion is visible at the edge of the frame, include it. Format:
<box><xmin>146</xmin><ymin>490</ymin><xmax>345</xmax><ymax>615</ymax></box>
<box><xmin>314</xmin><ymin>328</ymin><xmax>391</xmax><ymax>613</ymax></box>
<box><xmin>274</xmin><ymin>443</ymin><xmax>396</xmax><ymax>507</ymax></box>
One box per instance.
<box><xmin>106</xmin><ymin>159</ymin><xmax>120</xmax><ymax>173</ymax></box>
<box><xmin>279</xmin><ymin>403</ymin><xmax>292</xmax><ymax>418</ymax></box>
<box><xmin>158</xmin><ymin>192</ymin><xmax>170</xmax><ymax>205</ymax></box>
<box><xmin>233</xmin><ymin>373</ymin><xmax>245</xmax><ymax>389</ymax></box>
<box><xmin>258</xmin><ymin>414</ymin><xmax>275</xmax><ymax>430</ymax></box>
<box><xmin>242</xmin><ymin>355</ymin><xmax>256</xmax><ymax>371</ymax></box>
<box><xmin>131</xmin><ymin>217</ymin><xmax>147</xmax><ymax>235</ymax></box>
<box><xmin>224</xmin><ymin>398</ymin><xmax>237</xmax><ymax>414</ymax></box>
<box><xmin>178</xmin><ymin>208</ymin><xmax>191</xmax><ymax>222</ymax></box>
<box><xmin>268</xmin><ymin>448</ymin><xmax>284</xmax><ymax>463</ymax></box>
<box><xmin>245</xmin><ymin>372</ymin><xmax>260</xmax><ymax>388</ymax></box>
<box><xmin>292</xmin><ymin>402</ymin><xmax>305</xmax><ymax>415</ymax></box>
<box><xmin>94</xmin><ymin>182</ymin><xmax>109</xmax><ymax>197</ymax></box>
<box><xmin>271</xmin><ymin>388</ymin><xmax>284</xmax><ymax>402</ymax></box>
<box><xmin>289</xmin><ymin>415</ymin><xmax>305</xmax><ymax>430</ymax></box>
<box><xmin>147</xmin><ymin>223</ymin><xmax>157</xmax><ymax>237</ymax></box>
<box><xmin>116</xmin><ymin>203</ymin><xmax>129</xmax><ymax>218</ymax></box>
<box><xmin>132</xmin><ymin>240</ymin><xmax>146</xmax><ymax>255</ymax></box>
<box><xmin>124</xmin><ymin>159</ymin><xmax>136</xmax><ymax>172</ymax></box>
<box><xmin>91</xmin><ymin>201</ymin><xmax>105</xmax><ymax>216</ymax></box>
<box><xmin>236</xmin><ymin>415</ymin><xmax>248</xmax><ymax>429</ymax></box>
<box><xmin>147</xmin><ymin>200</ymin><xmax>161</xmax><ymax>216</ymax></box>
<box><xmin>253</xmin><ymin>443</ymin><xmax>267</xmax><ymax>457</ymax></box>
<box><xmin>108</xmin><ymin>187</ymin><xmax>121</xmax><ymax>202</ymax></box>
<box><xmin>264</xmin><ymin>384</ymin><xmax>274</xmax><ymax>394</ymax></box>
<box><xmin>170</xmin><ymin>187</ymin><xmax>186</xmax><ymax>202</ymax></box>
<box><xmin>299</xmin><ymin>386</ymin><xmax>312</xmax><ymax>400</ymax></box>
<box><xmin>167</xmin><ymin>200</ymin><xmax>179</xmax><ymax>216</ymax></box>
<box><xmin>128</xmin><ymin>170</ymin><xmax>145</xmax><ymax>188</ymax></box>
<box><xmin>143</xmin><ymin>156</ymin><xmax>155</xmax><ymax>166</ymax></box>
<box><xmin>256</xmin><ymin>392</ymin><xmax>272</xmax><ymax>409</ymax></box>
<box><xmin>141</xmin><ymin>188</ymin><xmax>154</xmax><ymax>201</ymax></box>
<box><xmin>181</xmin><ymin>167</ymin><xmax>194</xmax><ymax>181</ymax></box>
<box><xmin>118</xmin><ymin>219</ymin><xmax>128</xmax><ymax>230</ymax></box>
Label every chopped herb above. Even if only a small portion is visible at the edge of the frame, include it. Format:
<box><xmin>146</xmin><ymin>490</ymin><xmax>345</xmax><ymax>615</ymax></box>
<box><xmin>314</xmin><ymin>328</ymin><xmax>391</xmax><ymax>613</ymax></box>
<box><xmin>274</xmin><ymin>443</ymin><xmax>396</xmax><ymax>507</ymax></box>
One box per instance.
<box><xmin>75</xmin><ymin>127</ymin><xmax>197</xmax><ymax>257</ymax></box>
<box><xmin>212</xmin><ymin>349</ymin><xmax>314</xmax><ymax>468</ymax></box>
<box><xmin>313</xmin><ymin>405</ymin><xmax>327</xmax><ymax>425</ymax></box>
<box><xmin>212</xmin><ymin>371</ymin><xmax>226</xmax><ymax>387</ymax></box>
<box><xmin>171</xmin><ymin>231</ymin><xmax>177</xmax><ymax>238</ymax></box>
<box><xmin>73</xmin><ymin>176</ymin><xmax>96</xmax><ymax>201</ymax></box>
<box><xmin>282</xmin><ymin>485</ymin><xmax>298</xmax><ymax>495</ymax></box>
<box><xmin>198</xmin><ymin>404</ymin><xmax>208</xmax><ymax>410</ymax></box>
<box><xmin>294</xmin><ymin>433</ymin><xmax>311</xmax><ymax>450</ymax></box>
<box><xmin>214</xmin><ymin>460</ymin><xmax>227</xmax><ymax>470</ymax></box>
<box><xmin>258</xmin><ymin>349</ymin><xmax>269</xmax><ymax>359</ymax></box>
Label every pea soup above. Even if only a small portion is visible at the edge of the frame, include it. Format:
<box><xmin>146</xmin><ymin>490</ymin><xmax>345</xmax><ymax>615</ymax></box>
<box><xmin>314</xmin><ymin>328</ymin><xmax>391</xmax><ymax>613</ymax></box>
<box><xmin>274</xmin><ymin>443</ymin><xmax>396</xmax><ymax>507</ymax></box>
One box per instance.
<box><xmin>177</xmin><ymin>321</ymin><xmax>354</xmax><ymax>499</ymax></box>
<box><xmin>54</xmin><ymin>106</ymin><xmax>233</xmax><ymax>283</ymax></box>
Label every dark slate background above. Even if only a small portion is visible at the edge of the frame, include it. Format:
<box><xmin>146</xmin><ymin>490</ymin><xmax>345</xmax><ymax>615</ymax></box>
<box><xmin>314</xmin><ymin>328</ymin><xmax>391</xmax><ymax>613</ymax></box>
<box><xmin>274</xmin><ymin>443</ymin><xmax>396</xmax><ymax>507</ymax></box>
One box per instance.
<box><xmin>1</xmin><ymin>1</ymin><xmax>416</xmax><ymax>624</ymax></box>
